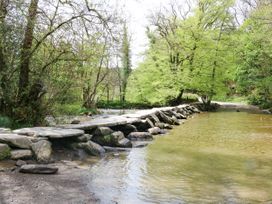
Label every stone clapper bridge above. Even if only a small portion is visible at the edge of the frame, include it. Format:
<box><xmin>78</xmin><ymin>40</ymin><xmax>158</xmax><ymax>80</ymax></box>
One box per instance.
<box><xmin>0</xmin><ymin>104</ymin><xmax>200</xmax><ymax>174</ymax></box>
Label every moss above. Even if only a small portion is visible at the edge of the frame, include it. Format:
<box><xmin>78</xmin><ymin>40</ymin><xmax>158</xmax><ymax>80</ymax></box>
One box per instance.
<box><xmin>93</xmin><ymin>135</ymin><xmax>114</xmax><ymax>146</ymax></box>
<box><xmin>0</xmin><ymin>145</ymin><xmax>11</xmax><ymax>160</ymax></box>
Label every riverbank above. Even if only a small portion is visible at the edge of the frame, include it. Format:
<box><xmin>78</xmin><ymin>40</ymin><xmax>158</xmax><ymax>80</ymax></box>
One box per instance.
<box><xmin>0</xmin><ymin>160</ymin><xmax>99</xmax><ymax>204</ymax></box>
<box><xmin>0</xmin><ymin>104</ymin><xmax>200</xmax><ymax>203</ymax></box>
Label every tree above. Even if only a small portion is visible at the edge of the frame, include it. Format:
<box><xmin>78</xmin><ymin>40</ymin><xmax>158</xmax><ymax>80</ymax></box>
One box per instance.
<box><xmin>119</xmin><ymin>23</ymin><xmax>132</xmax><ymax>103</ymax></box>
<box><xmin>127</xmin><ymin>0</ymin><xmax>238</xmax><ymax>108</ymax></box>
<box><xmin>236</xmin><ymin>1</ymin><xmax>272</xmax><ymax>108</ymax></box>
<box><xmin>0</xmin><ymin>0</ymin><xmax>119</xmax><ymax>125</ymax></box>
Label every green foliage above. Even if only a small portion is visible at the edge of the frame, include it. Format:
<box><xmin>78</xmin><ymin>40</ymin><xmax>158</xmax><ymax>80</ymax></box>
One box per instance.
<box><xmin>127</xmin><ymin>0</ymin><xmax>237</xmax><ymax>105</ymax></box>
<box><xmin>53</xmin><ymin>103</ymin><xmax>99</xmax><ymax>116</ymax></box>
<box><xmin>127</xmin><ymin>0</ymin><xmax>271</xmax><ymax>109</ymax></box>
<box><xmin>120</xmin><ymin>23</ymin><xmax>132</xmax><ymax>102</ymax></box>
<box><xmin>236</xmin><ymin>2</ymin><xmax>272</xmax><ymax>108</ymax></box>
<box><xmin>0</xmin><ymin>146</ymin><xmax>11</xmax><ymax>160</ymax></box>
<box><xmin>97</xmin><ymin>100</ymin><xmax>155</xmax><ymax>109</ymax></box>
<box><xmin>0</xmin><ymin>116</ymin><xmax>12</xmax><ymax>128</ymax></box>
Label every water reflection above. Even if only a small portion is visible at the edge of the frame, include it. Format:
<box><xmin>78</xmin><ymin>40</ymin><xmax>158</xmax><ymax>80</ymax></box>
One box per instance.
<box><xmin>88</xmin><ymin>112</ymin><xmax>272</xmax><ymax>203</ymax></box>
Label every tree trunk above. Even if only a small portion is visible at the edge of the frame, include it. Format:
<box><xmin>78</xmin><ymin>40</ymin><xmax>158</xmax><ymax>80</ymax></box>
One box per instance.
<box><xmin>18</xmin><ymin>0</ymin><xmax>39</xmax><ymax>101</ymax></box>
<box><xmin>0</xmin><ymin>0</ymin><xmax>9</xmax><ymax>114</ymax></box>
<box><xmin>209</xmin><ymin>20</ymin><xmax>224</xmax><ymax>101</ymax></box>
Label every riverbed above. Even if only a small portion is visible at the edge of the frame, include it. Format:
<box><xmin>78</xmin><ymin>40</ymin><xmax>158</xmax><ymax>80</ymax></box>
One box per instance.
<box><xmin>86</xmin><ymin>111</ymin><xmax>272</xmax><ymax>203</ymax></box>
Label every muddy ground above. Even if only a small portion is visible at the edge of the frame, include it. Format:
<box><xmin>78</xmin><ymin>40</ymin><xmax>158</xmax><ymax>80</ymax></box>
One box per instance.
<box><xmin>0</xmin><ymin>161</ymin><xmax>99</xmax><ymax>204</ymax></box>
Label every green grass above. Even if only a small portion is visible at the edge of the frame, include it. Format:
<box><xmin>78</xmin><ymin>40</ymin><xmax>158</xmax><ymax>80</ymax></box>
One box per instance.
<box><xmin>53</xmin><ymin>103</ymin><xmax>99</xmax><ymax>116</ymax></box>
<box><xmin>213</xmin><ymin>95</ymin><xmax>249</xmax><ymax>104</ymax></box>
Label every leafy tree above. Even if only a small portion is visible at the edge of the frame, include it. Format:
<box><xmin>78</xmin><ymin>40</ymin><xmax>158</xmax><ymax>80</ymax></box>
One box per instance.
<box><xmin>119</xmin><ymin>23</ymin><xmax>132</xmax><ymax>103</ymax></box>
<box><xmin>236</xmin><ymin>1</ymin><xmax>272</xmax><ymax>108</ymax></box>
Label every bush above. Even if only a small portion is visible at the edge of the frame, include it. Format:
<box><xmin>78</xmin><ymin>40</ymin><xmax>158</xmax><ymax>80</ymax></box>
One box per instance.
<box><xmin>0</xmin><ymin>116</ymin><xmax>12</xmax><ymax>128</ymax></box>
<box><xmin>97</xmin><ymin>100</ymin><xmax>156</xmax><ymax>109</ymax></box>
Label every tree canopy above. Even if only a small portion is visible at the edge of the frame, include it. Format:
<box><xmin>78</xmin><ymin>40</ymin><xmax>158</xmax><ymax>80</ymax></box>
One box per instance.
<box><xmin>0</xmin><ymin>0</ymin><xmax>271</xmax><ymax>126</ymax></box>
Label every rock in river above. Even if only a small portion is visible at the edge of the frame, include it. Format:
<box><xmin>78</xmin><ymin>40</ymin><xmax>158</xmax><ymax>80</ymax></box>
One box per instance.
<box><xmin>92</xmin><ymin>130</ymin><xmax>132</xmax><ymax>148</ymax></box>
<box><xmin>127</xmin><ymin>132</ymin><xmax>153</xmax><ymax>141</ymax></box>
<box><xmin>76</xmin><ymin>134</ymin><xmax>92</xmax><ymax>142</ymax></box>
<box><xmin>13</xmin><ymin>127</ymin><xmax>84</xmax><ymax>139</ymax></box>
<box><xmin>11</xmin><ymin>149</ymin><xmax>33</xmax><ymax>160</ymax></box>
<box><xmin>0</xmin><ymin>134</ymin><xmax>32</xmax><ymax>149</ymax></box>
<box><xmin>16</xmin><ymin>160</ymin><xmax>27</xmax><ymax>167</ymax></box>
<box><xmin>132</xmin><ymin>120</ymin><xmax>153</xmax><ymax>132</ymax></box>
<box><xmin>19</xmin><ymin>164</ymin><xmax>58</xmax><ymax>174</ymax></box>
<box><xmin>111</xmin><ymin>124</ymin><xmax>137</xmax><ymax>136</ymax></box>
<box><xmin>77</xmin><ymin>141</ymin><xmax>105</xmax><ymax>156</ymax></box>
<box><xmin>156</xmin><ymin>111</ymin><xmax>175</xmax><ymax>125</ymax></box>
<box><xmin>31</xmin><ymin>140</ymin><xmax>52</xmax><ymax>163</ymax></box>
<box><xmin>0</xmin><ymin>128</ymin><xmax>11</xmax><ymax>133</ymax></box>
<box><xmin>94</xmin><ymin>127</ymin><xmax>114</xmax><ymax>137</ymax></box>
<box><xmin>148</xmin><ymin>127</ymin><xmax>162</xmax><ymax>135</ymax></box>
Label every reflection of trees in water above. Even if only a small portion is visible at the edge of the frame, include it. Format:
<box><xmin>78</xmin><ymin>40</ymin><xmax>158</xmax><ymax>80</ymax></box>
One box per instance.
<box><xmin>145</xmin><ymin>112</ymin><xmax>272</xmax><ymax>203</ymax></box>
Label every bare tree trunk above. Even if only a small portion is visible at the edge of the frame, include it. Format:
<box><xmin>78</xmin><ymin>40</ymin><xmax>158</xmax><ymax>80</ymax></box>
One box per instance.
<box><xmin>18</xmin><ymin>0</ymin><xmax>39</xmax><ymax>101</ymax></box>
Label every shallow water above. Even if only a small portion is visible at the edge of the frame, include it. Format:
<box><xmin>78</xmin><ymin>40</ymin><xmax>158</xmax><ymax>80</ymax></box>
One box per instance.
<box><xmin>88</xmin><ymin>112</ymin><xmax>272</xmax><ymax>204</ymax></box>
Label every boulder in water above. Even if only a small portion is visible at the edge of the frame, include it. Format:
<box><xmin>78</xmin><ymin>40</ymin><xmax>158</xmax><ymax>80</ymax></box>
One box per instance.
<box><xmin>148</xmin><ymin>127</ymin><xmax>162</xmax><ymax>135</ymax></box>
<box><xmin>31</xmin><ymin>140</ymin><xmax>52</xmax><ymax>163</ymax></box>
<box><xmin>19</xmin><ymin>164</ymin><xmax>58</xmax><ymax>174</ymax></box>
<box><xmin>127</xmin><ymin>132</ymin><xmax>153</xmax><ymax>141</ymax></box>
<box><xmin>77</xmin><ymin>141</ymin><xmax>105</xmax><ymax>156</ymax></box>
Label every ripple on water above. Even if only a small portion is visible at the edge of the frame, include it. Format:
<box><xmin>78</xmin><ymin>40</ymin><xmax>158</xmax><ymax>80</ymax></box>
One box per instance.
<box><xmin>87</xmin><ymin>112</ymin><xmax>272</xmax><ymax>204</ymax></box>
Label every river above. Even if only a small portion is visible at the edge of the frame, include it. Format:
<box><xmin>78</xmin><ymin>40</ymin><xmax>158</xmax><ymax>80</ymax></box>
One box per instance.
<box><xmin>86</xmin><ymin>111</ymin><xmax>272</xmax><ymax>204</ymax></box>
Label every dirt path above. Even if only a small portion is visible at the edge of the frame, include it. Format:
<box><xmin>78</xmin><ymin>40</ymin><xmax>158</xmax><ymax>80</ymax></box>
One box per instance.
<box><xmin>0</xmin><ymin>162</ymin><xmax>98</xmax><ymax>204</ymax></box>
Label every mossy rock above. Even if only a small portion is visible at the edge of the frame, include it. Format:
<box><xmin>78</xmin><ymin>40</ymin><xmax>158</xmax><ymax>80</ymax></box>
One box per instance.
<box><xmin>92</xmin><ymin>135</ymin><xmax>116</xmax><ymax>146</ymax></box>
<box><xmin>92</xmin><ymin>131</ymin><xmax>128</xmax><ymax>147</ymax></box>
<box><xmin>0</xmin><ymin>144</ymin><xmax>11</xmax><ymax>160</ymax></box>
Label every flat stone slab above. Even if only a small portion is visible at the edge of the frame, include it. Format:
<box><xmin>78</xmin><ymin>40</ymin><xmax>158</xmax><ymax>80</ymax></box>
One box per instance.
<box><xmin>11</xmin><ymin>150</ymin><xmax>33</xmax><ymax>160</ymax></box>
<box><xmin>103</xmin><ymin>146</ymin><xmax>131</xmax><ymax>152</ymax></box>
<box><xmin>59</xmin><ymin>116</ymin><xmax>141</xmax><ymax>130</ymax></box>
<box><xmin>60</xmin><ymin>106</ymin><xmax>193</xmax><ymax>131</ymax></box>
<box><xmin>13</xmin><ymin>127</ymin><xmax>84</xmax><ymax>139</ymax></box>
<box><xmin>0</xmin><ymin>128</ymin><xmax>11</xmax><ymax>133</ymax></box>
<box><xmin>0</xmin><ymin>134</ymin><xmax>32</xmax><ymax>149</ymax></box>
<box><xmin>19</xmin><ymin>164</ymin><xmax>58</xmax><ymax>174</ymax></box>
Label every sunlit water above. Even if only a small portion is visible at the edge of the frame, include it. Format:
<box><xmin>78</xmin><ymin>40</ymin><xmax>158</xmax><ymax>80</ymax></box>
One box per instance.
<box><xmin>87</xmin><ymin>112</ymin><xmax>272</xmax><ymax>204</ymax></box>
